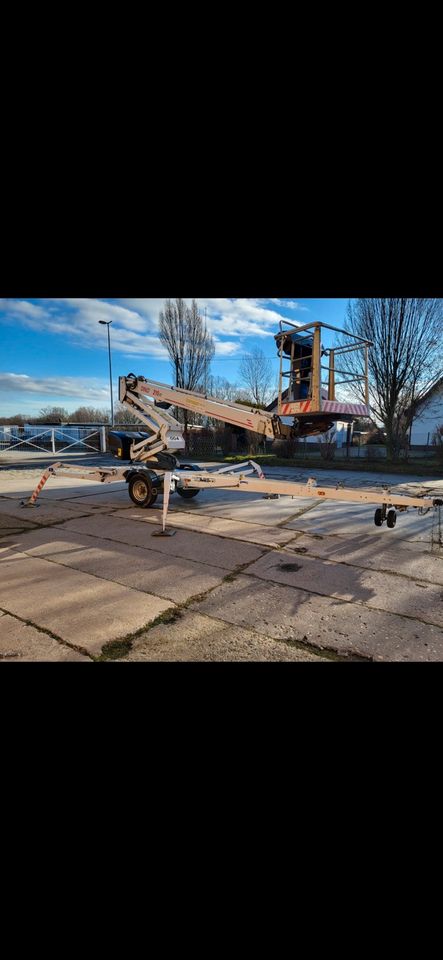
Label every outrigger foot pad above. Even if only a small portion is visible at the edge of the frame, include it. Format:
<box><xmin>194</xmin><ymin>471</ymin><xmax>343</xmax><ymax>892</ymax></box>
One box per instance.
<box><xmin>152</xmin><ymin>529</ymin><xmax>176</xmax><ymax>537</ymax></box>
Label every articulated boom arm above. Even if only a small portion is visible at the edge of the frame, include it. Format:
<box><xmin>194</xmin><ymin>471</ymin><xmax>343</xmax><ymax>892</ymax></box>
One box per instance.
<box><xmin>119</xmin><ymin>374</ymin><xmax>293</xmax><ymax>458</ymax></box>
<box><xmin>118</xmin><ymin>375</ymin><xmax>186</xmax><ymax>464</ymax></box>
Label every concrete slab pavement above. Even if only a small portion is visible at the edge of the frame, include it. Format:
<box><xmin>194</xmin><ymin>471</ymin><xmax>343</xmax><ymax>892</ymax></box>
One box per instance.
<box><xmin>0</xmin><ymin>553</ymin><xmax>174</xmax><ymax>655</ymax></box>
<box><xmin>284</xmin><ymin>500</ymin><xmax>437</xmax><ymax>541</ymax></box>
<box><xmin>193</xmin><ymin>575</ymin><xmax>443</xmax><ymax>661</ymax></box>
<box><xmin>111</xmin><ymin>507</ymin><xmax>299</xmax><ymax>548</ymax></box>
<box><xmin>6</xmin><ymin>527</ymin><xmax>229</xmax><ymax>603</ymax></box>
<box><xmin>0</xmin><ymin>498</ymin><xmax>109</xmax><ymax>527</ymax></box>
<box><xmin>0</xmin><ymin>613</ymin><xmax>90</xmax><ymax>661</ymax></box>
<box><xmin>245</xmin><ymin>550</ymin><xmax>443</xmax><ymax>628</ymax></box>
<box><xmin>164</xmin><ymin>487</ymin><xmax>318</xmax><ymax>526</ymax></box>
<box><xmin>120</xmin><ymin>610</ymin><xmax>329</xmax><ymax>662</ymax></box>
<box><xmin>282</xmin><ymin>533</ymin><xmax>443</xmax><ymax>585</ymax></box>
<box><xmin>0</xmin><ymin>513</ymin><xmax>38</xmax><ymax>535</ymax></box>
<box><xmin>2</xmin><ymin>460</ymin><xmax>443</xmax><ymax>662</ymax></box>
<box><xmin>59</xmin><ymin>514</ymin><xmax>264</xmax><ymax>569</ymax></box>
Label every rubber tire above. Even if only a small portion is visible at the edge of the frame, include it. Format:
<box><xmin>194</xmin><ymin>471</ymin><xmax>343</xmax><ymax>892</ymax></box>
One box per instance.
<box><xmin>176</xmin><ymin>463</ymin><xmax>200</xmax><ymax>499</ymax></box>
<box><xmin>387</xmin><ymin>509</ymin><xmax>397</xmax><ymax>528</ymax></box>
<box><xmin>128</xmin><ymin>474</ymin><xmax>158</xmax><ymax>508</ymax></box>
<box><xmin>374</xmin><ymin>508</ymin><xmax>383</xmax><ymax>527</ymax></box>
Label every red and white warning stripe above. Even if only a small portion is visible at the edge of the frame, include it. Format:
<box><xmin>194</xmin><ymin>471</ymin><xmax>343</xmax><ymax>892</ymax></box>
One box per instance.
<box><xmin>281</xmin><ymin>400</ymin><xmax>312</xmax><ymax>415</ymax></box>
<box><xmin>322</xmin><ymin>401</ymin><xmax>369</xmax><ymax>415</ymax></box>
<box><xmin>23</xmin><ymin>462</ymin><xmax>62</xmax><ymax>506</ymax></box>
<box><xmin>280</xmin><ymin>400</ymin><xmax>368</xmax><ymax>416</ymax></box>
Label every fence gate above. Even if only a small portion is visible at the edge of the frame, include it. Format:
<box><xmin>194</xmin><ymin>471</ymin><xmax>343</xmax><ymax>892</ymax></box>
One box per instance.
<box><xmin>0</xmin><ymin>426</ymin><xmax>106</xmax><ymax>455</ymax></box>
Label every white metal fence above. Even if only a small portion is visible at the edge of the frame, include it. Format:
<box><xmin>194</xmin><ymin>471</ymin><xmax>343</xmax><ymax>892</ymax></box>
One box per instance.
<box><xmin>0</xmin><ymin>425</ymin><xmax>107</xmax><ymax>455</ymax></box>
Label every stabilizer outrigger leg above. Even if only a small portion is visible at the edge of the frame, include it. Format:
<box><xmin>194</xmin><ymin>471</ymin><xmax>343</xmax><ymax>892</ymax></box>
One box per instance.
<box><xmin>21</xmin><ymin>462</ymin><xmax>63</xmax><ymax>507</ymax></box>
<box><xmin>151</xmin><ymin>471</ymin><xmax>176</xmax><ymax>537</ymax></box>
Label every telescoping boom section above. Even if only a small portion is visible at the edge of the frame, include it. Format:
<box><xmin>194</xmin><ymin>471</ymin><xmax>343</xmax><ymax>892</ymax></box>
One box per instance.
<box><xmin>119</xmin><ymin>373</ymin><xmax>293</xmax><ymax>442</ymax></box>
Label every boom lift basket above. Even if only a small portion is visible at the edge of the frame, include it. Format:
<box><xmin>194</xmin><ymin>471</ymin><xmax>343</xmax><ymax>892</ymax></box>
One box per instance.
<box><xmin>275</xmin><ymin>320</ymin><xmax>371</xmax><ymax>426</ymax></box>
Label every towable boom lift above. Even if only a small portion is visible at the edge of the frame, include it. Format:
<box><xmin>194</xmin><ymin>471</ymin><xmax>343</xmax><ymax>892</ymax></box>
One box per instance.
<box><xmin>23</xmin><ymin>322</ymin><xmax>443</xmax><ymax>530</ymax></box>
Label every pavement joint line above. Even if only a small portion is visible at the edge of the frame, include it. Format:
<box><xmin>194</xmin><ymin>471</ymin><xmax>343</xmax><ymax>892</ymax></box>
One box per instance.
<box><xmin>280</xmin><ymin>539</ymin><xmax>443</xmax><ymax>586</ymax></box>
<box><xmin>1</xmin><ymin>528</ymin><xmax>40</xmax><ymax>538</ymax></box>
<box><xmin>27</xmin><ymin>492</ymin><xmax>127</xmax><ymax>503</ymax></box>
<box><xmin>0</xmin><ymin>606</ymin><xmax>94</xmax><ymax>660</ymax></box>
<box><xmin>235</xmin><ymin>569</ymin><xmax>443</xmax><ymax>631</ymax></box>
<box><xmin>111</xmin><ymin>517</ymin><xmax>301</xmax><ymax>548</ymax></box>
<box><xmin>16</xmin><ymin>514</ymin><xmax>438</xmax><ymax>621</ymax></box>
<box><xmin>94</xmin><ymin>613</ymin><xmax>185</xmax><ymax>660</ymax></box>
<box><xmin>297</xmin><ymin>530</ymin><xmax>437</xmax><ymax>548</ymax></box>
<box><xmin>99</xmin><ymin>555</ymin><xmax>273</xmax><ymax>659</ymax></box>
<box><xmin>276</xmin><ymin>500</ymin><xmax>321</xmax><ymax>528</ymax></box>
<box><xmin>14</xmin><ymin>546</ymin><xmax>230</xmax><ymax>599</ymax></box>
<box><xmin>1</xmin><ymin>512</ymin><xmax>113</xmax><ymax>532</ymax></box>
<box><xmin>42</xmin><ymin>521</ymin><xmax>276</xmax><ymax>561</ymax></box>
<box><xmin>47</xmin><ymin>492</ymin><xmax>322</xmax><ymax>525</ymax></box>
<box><xmin>181</xmin><ymin>608</ymin><xmax>363</xmax><ymax>662</ymax></box>
<box><xmin>1</xmin><ymin>537</ymin><xmax>270</xmax><ymax>662</ymax></box>
<box><xmin>110</xmin><ymin>505</ymin><xmax>309</xmax><ymax>532</ymax></box>
<box><xmin>17</xmin><ymin>534</ymin><xmax>273</xmax><ymax>592</ymax></box>
<box><xmin>6</xmin><ymin>521</ymin><xmax>441</xmax><ymax>630</ymax></box>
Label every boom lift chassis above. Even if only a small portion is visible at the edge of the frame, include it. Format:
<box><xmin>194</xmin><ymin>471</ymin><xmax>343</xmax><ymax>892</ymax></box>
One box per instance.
<box><xmin>23</xmin><ymin>457</ymin><xmax>442</xmax><ymax>536</ymax></box>
<box><xmin>22</xmin><ymin>362</ymin><xmax>443</xmax><ymax>532</ymax></box>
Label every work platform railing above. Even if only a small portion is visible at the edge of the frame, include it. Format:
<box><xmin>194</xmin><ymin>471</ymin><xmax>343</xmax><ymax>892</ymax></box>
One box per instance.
<box><xmin>276</xmin><ymin>320</ymin><xmax>371</xmax><ymax>421</ymax></box>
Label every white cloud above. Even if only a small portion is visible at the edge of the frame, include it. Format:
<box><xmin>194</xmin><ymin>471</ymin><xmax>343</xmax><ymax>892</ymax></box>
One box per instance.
<box><xmin>105</xmin><ymin>332</ymin><xmax>169</xmax><ymax>358</ymax></box>
<box><xmin>212</xmin><ymin>339</ymin><xmax>242</xmax><ymax>356</ymax></box>
<box><xmin>0</xmin><ymin>299</ymin><xmax>48</xmax><ymax>320</ymax></box>
<box><xmin>0</xmin><ymin>297</ymin><xmax>303</xmax><ymax>358</ymax></box>
<box><xmin>45</xmin><ymin>298</ymin><xmax>149</xmax><ymax>333</ymax></box>
<box><xmin>0</xmin><ymin>372</ymin><xmax>109</xmax><ymax>402</ymax></box>
<box><xmin>116</xmin><ymin>299</ymin><xmax>167</xmax><ymax>330</ymax></box>
<box><xmin>267</xmin><ymin>299</ymin><xmax>309</xmax><ymax>311</ymax></box>
<box><xmin>0</xmin><ymin>298</ymin><xmax>168</xmax><ymax>357</ymax></box>
<box><xmin>118</xmin><ymin>297</ymin><xmax>303</xmax><ymax>339</ymax></box>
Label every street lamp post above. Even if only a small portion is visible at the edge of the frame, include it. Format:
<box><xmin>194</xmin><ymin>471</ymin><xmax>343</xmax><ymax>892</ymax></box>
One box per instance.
<box><xmin>99</xmin><ymin>320</ymin><xmax>114</xmax><ymax>427</ymax></box>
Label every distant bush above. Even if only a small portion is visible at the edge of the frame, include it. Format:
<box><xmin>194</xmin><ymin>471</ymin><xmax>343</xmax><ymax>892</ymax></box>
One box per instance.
<box><xmin>274</xmin><ymin>437</ymin><xmax>300</xmax><ymax>459</ymax></box>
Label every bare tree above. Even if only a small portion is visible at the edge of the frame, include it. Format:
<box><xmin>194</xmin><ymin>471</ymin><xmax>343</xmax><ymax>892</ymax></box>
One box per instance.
<box><xmin>113</xmin><ymin>402</ymin><xmax>143</xmax><ymax>425</ymax></box>
<box><xmin>38</xmin><ymin>406</ymin><xmax>70</xmax><ymax>422</ymax></box>
<box><xmin>206</xmin><ymin>375</ymin><xmax>243</xmax><ymax>402</ymax></box>
<box><xmin>0</xmin><ymin>413</ymin><xmax>26</xmax><ymax>425</ymax></box>
<box><xmin>187</xmin><ymin>373</ymin><xmax>252</xmax><ymax>406</ymax></box>
<box><xmin>339</xmin><ymin>299</ymin><xmax>443</xmax><ymax>460</ymax></box>
<box><xmin>159</xmin><ymin>298</ymin><xmax>215</xmax><ymax>436</ymax></box>
<box><xmin>239</xmin><ymin>348</ymin><xmax>273</xmax><ymax>407</ymax></box>
<box><xmin>69</xmin><ymin>406</ymin><xmax>110</xmax><ymax>423</ymax></box>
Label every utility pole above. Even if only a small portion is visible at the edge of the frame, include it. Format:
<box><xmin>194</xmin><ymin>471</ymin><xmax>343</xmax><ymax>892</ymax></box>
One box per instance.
<box><xmin>98</xmin><ymin>320</ymin><xmax>114</xmax><ymax>427</ymax></box>
<box><xmin>204</xmin><ymin>306</ymin><xmax>208</xmax><ymax>395</ymax></box>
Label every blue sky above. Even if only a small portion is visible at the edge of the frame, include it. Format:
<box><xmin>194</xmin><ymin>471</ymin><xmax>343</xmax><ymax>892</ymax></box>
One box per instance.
<box><xmin>0</xmin><ymin>298</ymin><xmax>350</xmax><ymax>418</ymax></box>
